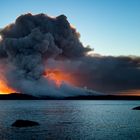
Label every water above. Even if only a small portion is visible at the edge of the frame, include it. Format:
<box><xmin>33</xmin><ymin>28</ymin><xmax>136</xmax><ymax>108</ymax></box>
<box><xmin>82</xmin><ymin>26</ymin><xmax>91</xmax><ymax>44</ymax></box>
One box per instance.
<box><xmin>0</xmin><ymin>100</ymin><xmax>140</xmax><ymax>140</ymax></box>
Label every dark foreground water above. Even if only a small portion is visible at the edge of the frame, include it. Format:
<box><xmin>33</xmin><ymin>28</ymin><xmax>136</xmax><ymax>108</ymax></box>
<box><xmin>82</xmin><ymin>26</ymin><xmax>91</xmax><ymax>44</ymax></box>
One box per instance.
<box><xmin>0</xmin><ymin>100</ymin><xmax>140</xmax><ymax>140</ymax></box>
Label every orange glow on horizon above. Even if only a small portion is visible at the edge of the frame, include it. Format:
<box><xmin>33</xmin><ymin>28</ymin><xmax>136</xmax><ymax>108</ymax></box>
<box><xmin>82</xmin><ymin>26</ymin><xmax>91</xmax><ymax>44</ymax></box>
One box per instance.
<box><xmin>0</xmin><ymin>80</ymin><xmax>16</xmax><ymax>94</ymax></box>
<box><xmin>44</xmin><ymin>69</ymin><xmax>76</xmax><ymax>87</ymax></box>
<box><xmin>116</xmin><ymin>90</ymin><xmax>140</xmax><ymax>96</ymax></box>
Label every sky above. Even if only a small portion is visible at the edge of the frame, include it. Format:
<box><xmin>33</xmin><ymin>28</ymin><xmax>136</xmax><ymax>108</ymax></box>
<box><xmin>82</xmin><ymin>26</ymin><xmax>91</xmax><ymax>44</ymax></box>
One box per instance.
<box><xmin>0</xmin><ymin>0</ymin><xmax>140</xmax><ymax>56</ymax></box>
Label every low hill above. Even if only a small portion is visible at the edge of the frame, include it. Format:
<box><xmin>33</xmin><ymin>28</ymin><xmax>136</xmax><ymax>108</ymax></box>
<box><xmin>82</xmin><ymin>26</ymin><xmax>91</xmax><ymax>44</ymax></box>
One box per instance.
<box><xmin>0</xmin><ymin>93</ymin><xmax>140</xmax><ymax>100</ymax></box>
<box><xmin>0</xmin><ymin>93</ymin><xmax>39</xmax><ymax>100</ymax></box>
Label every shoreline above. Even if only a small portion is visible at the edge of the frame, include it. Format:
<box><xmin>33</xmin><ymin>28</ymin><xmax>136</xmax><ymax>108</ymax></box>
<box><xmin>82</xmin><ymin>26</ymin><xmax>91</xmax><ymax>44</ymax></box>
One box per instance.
<box><xmin>0</xmin><ymin>93</ymin><xmax>140</xmax><ymax>100</ymax></box>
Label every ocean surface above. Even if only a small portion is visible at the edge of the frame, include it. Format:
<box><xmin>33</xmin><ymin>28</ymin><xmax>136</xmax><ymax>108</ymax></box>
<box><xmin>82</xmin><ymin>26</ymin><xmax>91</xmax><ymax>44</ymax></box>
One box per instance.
<box><xmin>0</xmin><ymin>100</ymin><xmax>140</xmax><ymax>140</ymax></box>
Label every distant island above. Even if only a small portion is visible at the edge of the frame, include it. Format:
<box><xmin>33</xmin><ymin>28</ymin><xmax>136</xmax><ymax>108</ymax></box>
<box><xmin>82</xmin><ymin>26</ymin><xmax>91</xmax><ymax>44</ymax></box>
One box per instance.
<box><xmin>0</xmin><ymin>93</ymin><xmax>140</xmax><ymax>100</ymax></box>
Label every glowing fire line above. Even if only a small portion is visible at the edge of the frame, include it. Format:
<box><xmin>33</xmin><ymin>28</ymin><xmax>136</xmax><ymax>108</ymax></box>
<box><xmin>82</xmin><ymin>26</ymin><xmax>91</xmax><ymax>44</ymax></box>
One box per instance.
<box><xmin>0</xmin><ymin>80</ymin><xmax>16</xmax><ymax>94</ymax></box>
<box><xmin>44</xmin><ymin>69</ymin><xmax>75</xmax><ymax>87</ymax></box>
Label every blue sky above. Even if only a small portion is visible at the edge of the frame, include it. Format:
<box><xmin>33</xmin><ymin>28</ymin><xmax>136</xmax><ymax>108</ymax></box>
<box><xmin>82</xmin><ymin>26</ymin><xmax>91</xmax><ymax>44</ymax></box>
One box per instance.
<box><xmin>0</xmin><ymin>0</ymin><xmax>140</xmax><ymax>56</ymax></box>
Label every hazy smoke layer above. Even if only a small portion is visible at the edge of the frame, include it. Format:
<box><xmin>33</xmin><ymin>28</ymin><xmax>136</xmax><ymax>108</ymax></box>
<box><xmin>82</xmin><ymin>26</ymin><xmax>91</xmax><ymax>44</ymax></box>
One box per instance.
<box><xmin>0</xmin><ymin>13</ymin><xmax>140</xmax><ymax>96</ymax></box>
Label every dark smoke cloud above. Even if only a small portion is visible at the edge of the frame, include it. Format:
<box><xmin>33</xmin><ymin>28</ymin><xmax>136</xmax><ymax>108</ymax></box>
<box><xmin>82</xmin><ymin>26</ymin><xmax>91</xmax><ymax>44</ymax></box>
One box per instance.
<box><xmin>46</xmin><ymin>55</ymin><xmax>140</xmax><ymax>94</ymax></box>
<box><xmin>75</xmin><ymin>56</ymin><xmax>140</xmax><ymax>93</ymax></box>
<box><xmin>0</xmin><ymin>13</ymin><xmax>140</xmax><ymax>96</ymax></box>
<box><xmin>0</xmin><ymin>13</ymin><xmax>92</xmax><ymax>97</ymax></box>
<box><xmin>1</xmin><ymin>13</ymin><xmax>90</xmax><ymax>58</ymax></box>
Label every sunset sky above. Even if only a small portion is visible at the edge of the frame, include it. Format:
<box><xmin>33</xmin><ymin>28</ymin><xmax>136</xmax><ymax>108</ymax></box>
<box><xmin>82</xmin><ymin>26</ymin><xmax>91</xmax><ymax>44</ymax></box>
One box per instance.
<box><xmin>0</xmin><ymin>0</ymin><xmax>140</xmax><ymax>56</ymax></box>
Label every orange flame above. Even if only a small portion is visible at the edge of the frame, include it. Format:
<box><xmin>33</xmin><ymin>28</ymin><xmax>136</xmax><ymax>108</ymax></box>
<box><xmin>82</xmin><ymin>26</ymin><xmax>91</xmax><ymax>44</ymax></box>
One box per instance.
<box><xmin>44</xmin><ymin>69</ymin><xmax>75</xmax><ymax>87</ymax></box>
<box><xmin>0</xmin><ymin>80</ymin><xmax>16</xmax><ymax>94</ymax></box>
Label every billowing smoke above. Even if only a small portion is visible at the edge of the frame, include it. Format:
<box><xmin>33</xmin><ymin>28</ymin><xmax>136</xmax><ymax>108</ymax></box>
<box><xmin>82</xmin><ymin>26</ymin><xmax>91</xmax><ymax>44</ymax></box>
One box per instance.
<box><xmin>0</xmin><ymin>13</ymin><xmax>92</xmax><ymax>97</ymax></box>
<box><xmin>0</xmin><ymin>13</ymin><xmax>140</xmax><ymax>96</ymax></box>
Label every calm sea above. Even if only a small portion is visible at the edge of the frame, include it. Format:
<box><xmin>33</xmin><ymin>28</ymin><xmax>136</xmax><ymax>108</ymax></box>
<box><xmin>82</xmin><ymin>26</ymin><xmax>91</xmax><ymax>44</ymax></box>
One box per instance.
<box><xmin>0</xmin><ymin>100</ymin><xmax>140</xmax><ymax>140</ymax></box>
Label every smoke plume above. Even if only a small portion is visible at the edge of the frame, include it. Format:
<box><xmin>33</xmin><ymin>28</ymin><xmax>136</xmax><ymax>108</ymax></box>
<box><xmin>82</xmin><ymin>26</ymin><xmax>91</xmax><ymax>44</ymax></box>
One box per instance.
<box><xmin>0</xmin><ymin>13</ymin><xmax>140</xmax><ymax>96</ymax></box>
